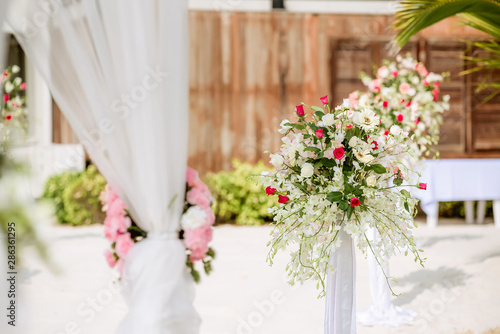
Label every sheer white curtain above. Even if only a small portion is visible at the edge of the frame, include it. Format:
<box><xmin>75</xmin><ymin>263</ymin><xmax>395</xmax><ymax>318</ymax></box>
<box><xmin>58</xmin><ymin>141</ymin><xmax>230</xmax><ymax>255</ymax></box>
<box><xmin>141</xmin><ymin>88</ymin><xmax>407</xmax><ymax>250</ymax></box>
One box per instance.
<box><xmin>324</xmin><ymin>228</ymin><xmax>357</xmax><ymax>333</ymax></box>
<box><xmin>6</xmin><ymin>1</ymin><xmax>200</xmax><ymax>333</ymax></box>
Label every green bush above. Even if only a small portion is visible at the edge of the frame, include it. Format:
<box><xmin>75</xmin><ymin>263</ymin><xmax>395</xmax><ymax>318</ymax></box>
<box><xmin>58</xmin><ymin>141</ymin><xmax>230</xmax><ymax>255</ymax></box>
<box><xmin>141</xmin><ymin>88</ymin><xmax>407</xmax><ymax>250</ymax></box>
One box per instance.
<box><xmin>439</xmin><ymin>201</ymin><xmax>494</xmax><ymax>218</ymax></box>
<box><xmin>42</xmin><ymin>165</ymin><xmax>107</xmax><ymax>225</ymax></box>
<box><xmin>207</xmin><ymin>159</ymin><xmax>277</xmax><ymax>225</ymax></box>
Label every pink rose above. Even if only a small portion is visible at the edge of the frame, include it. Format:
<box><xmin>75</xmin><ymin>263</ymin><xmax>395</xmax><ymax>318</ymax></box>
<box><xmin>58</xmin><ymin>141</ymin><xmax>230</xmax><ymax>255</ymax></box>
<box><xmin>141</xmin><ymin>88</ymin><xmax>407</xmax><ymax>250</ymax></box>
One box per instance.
<box><xmin>418</xmin><ymin>183</ymin><xmax>427</xmax><ymax>190</ymax></box>
<box><xmin>203</xmin><ymin>207</ymin><xmax>216</xmax><ymax>226</ymax></box>
<box><xmin>296</xmin><ymin>105</ymin><xmax>305</xmax><ymax>117</ymax></box>
<box><xmin>20</xmin><ymin>82</ymin><xmax>26</xmax><ymax>90</ymax></box>
<box><xmin>190</xmin><ymin>248</ymin><xmax>206</xmax><ymax>262</ymax></box>
<box><xmin>186</xmin><ymin>167</ymin><xmax>200</xmax><ymax>187</ymax></box>
<box><xmin>107</xmin><ymin>198</ymin><xmax>127</xmax><ymax>217</ymax></box>
<box><xmin>106</xmin><ymin>185</ymin><xmax>118</xmax><ymax>205</ymax></box>
<box><xmin>3</xmin><ymin>94</ymin><xmax>9</xmax><ymax>102</ymax></box>
<box><xmin>184</xmin><ymin>226</ymin><xmax>212</xmax><ymax>262</ymax></box>
<box><xmin>391</xmin><ymin>71</ymin><xmax>398</xmax><ymax>78</ymax></box>
<box><xmin>382</xmin><ymin>100</ymin><xmax>388</xmax><ymax>108</ymax></box>
<box><xmin>187</xmin><ymin>187</ymin><xmax>211</xmax><ymax>208</ymax></box>
<box><xmin>418</xmin><ymin>65</ymin><xmax>429</xmax><ymax>77</ymax></box>
<box><xmin>315</xmin><ymin>128</ymin><xmax>324</xmax><ymax>138</ymax></box>
<box><xmin>104</xmin><ymin>249</ymin><xmax>117</xmax><ymax>268</ymax></box>
<box><xmin>377</xmin><ymin>66</ymin><xmax>389</xmax><ymax>78</ymax></box>
<box><xmin>103</xmin><ymin>216</ymin><xmax>130</xmax><ymax>242</ymax></box>
<box><xmin>320</xmin><ymin>95</ymin><xmax>328</xmax><ymax>105</ymax></box>
<box><xmin>399</xmin><ymin>83</ymin><xmax>410</xmax><ymax>95</ymax></box>
<box><xmin>115</xmin><ymin>233</ymin><xmax>134</xmax><ymax>259</ymax></box>
<box><xmin>333</xmin><ymin>147</ymin><xmax>345</xmax><ymax>160</ymax></box>
<box><xmin>397</xmin><ymin>114</ymin><xmax>404</xmax><ymax>122</ymax></box>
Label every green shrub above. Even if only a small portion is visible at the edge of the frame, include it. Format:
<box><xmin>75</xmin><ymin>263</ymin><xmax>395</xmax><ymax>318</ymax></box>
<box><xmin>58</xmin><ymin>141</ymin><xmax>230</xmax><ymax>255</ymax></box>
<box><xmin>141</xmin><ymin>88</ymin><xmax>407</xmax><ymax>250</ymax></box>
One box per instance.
<box><xmin>42</xmin><ymin>165</ymin><xmax>107</xmax><ymax>225</ymax></box>
<box><xmin>207</xmin><ymin>159</ymin><xmax>277</xmax><ymax>225</ymax></box>
<box><xmin>439</xmin><ymin>201</ymin><xmax>494</xmax><ymax>218</ymax></box>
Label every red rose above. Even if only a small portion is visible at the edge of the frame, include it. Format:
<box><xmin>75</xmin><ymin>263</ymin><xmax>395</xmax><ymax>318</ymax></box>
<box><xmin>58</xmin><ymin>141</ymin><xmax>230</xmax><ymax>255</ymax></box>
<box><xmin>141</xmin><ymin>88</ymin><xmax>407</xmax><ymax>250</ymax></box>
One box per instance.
<box><xmin>3</xmin><ymin>94</ymin><xmax>9</xmax><ymax>103</ymax></box>
<box><xmin>418</xmin><ymin>183</ymin><xmax>427</xmax><ymax>190</ymax></box>
<box><xmin>265</xmin><ymin>186</ymin><xmax>277</xmax><ymax>196</ymax></box>
<box><xmin>320</xmin><ymin>95</ymin><xmax>328</xmax><ymax>105</ymax></box>
<box><xmin>405</xmin><ymin>101</ymin><xmax>412</xmax><ymax>108</ymax></box>
<box><xmin>296</xmin><ymin>105</ymin><xmax>305</xmax><ymax>117</ymax></box>
<box><xmin>371</xmin><ymin>140</ymin><xmax>378</xmax><ymax>150</ymax></box>
<box><xmin>383</xmin><ymin>129</ymin><xmax>389</xmax><ymax>136</ymax></box>
<box><xmin>278</xmin><ymin>195</ymin><xmax>290</xmax><ymax>204</ymax></box>
<box><xmin>414</xmin><ymin>118</ymin><xmax>420</xmax><ymax>124</ymax></box>
<box><xmin>382</xmin><ymin>100</ymin><xmax>389</xmax><ymax>108</ymax></box>
<box><xmin>400</xmin><ymin>99</ymin><xmax>405</xmax><ymax>104</ymax></box>
<box><xmin>315</xmin><ymin>128</ymin><xmax>324</xmax><ymax>138</ymax></box>
<box><xmin>346</xmin><ymin>124</ymin><xmax>353</xmax><ymax>129</ymax></box>
<box><xmin>5</xmin><ymin>114</ymin><xmax>12</xmax><ymax>121</ymax></box>
<box><xmin>423</xmin><ymin>80</ymin><xmax>429</xmax><ymax>86</ymax></box>
<box><xmin>391</xmin><ymin>71</ymin><xmax>398</xmax><ymax>78</ymax></box>
<box><xmin>397</xmin><ymin>114</ymin><xmax>404</xmax><ymax>122</ymax></box>
<box><xmin>350</xmin><ymin>197</ymin><xmax>360</xmax><ymax>207</ymax></box>
<box><xmin>432</xmin><ymin>89</ymin><xmax>439</xmax><ymax>101</ymax></box>
<box><xmin>434</xmin><ymin>82</ymin><xmax>440</xmax><ymax>88</ymax></box>
<box><xmin>333</xmin><ymin>147</ymin><xmax>345</xmax><ymax>160</ymax></box>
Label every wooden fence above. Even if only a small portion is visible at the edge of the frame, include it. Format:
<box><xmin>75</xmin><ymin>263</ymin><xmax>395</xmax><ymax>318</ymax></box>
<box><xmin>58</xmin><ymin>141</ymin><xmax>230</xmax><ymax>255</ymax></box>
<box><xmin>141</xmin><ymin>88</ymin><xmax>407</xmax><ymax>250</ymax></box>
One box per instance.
<box><xmin>54</xmin><ymin>11</ymin><xmax>500</xmax><ymax>174</ymax></box>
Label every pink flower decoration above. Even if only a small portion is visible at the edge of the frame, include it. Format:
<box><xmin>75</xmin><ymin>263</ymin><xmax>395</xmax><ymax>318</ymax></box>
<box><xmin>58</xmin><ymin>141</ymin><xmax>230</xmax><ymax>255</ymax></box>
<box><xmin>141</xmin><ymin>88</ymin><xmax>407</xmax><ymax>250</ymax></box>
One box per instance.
<box><xmin>315</xmin><ymin>128</ymin><xmax>324</xmax><ymax>138</ymax></box>
<box><xmin>397</xmin><ymin>114</ymin><xmax>404</xmax><ymax>122</ymax></box>
<box><xmin>107</xmin><ymin>198</ymin><xmax>127</xmax><ymax>217</ymax></box>
<box><xmin>377</xmin><ymin>66</ymin><xmax>388</xmax><ymax>78</ymax></box>
<box><xmin>203</xmin><ymin>207</ymin><xmax>216</xmax><ymax>226</ymax></box>
<box><xmin>399</xmin><ymin>83</ymin><xmax>410</xmax><ymax>95</ymax></box>
<box><xmin>190</xmin><ymin>248</ymin><xmax>207</xmax><ymax>262</ymax></box>
<box><xmin>369</xmin><ymin>79</ymin><xmax>381</xmax><ymax>93</ymax></box>
<box><xmin>391</xmin><ymin>71</ymin><xmax>398</xmax><ymax>78</ymax></box>
<box><xmin>115</xmin><ymin>233</ymin><xmax>134</xmax><ymax>259</ymax></box>
<box><xmin>348</xmin><ymin>92</ymin><xmax>358</xmax><ymax>109</ymax></box>
<box><xmin>423</xmin><ymin>80</ymin><xmax>429</xmax><ymax>86</ymax></box>
<box><xmin>382</xmin><ymin>100</ymin><xmax>389</xmax><ymax>108</ymax></box>
<box><xmin>106</xmin><ymin>185</ymin><xmax>118</xmax><ymax>205</ymax></box>
<box><xmin>104</xmin><ymin>249</ymin><xmax>117</xmax><ymax>268</ymax></box>
<box><xmin>296</xmin><ymin>105</ymin><xmax>305</xmax><ymax>117</ymax></box>
<box><xmin>419</xmin><ymin>65</ymin><xmax>429</xmax><ymax>77</ymax></box>
<box><xmin>187</xmin><ymin>187</ymin><xmax>211</xmax><ymax>208</ymax></box>
<box><xmin>184</xmin><ymin>226</ymin><xmax>212</xmax><ymax>262</ymax></box>
<box><xmin>116</xmin><ymin>259</ymin><xmax>124</xmax><ymax>276</ymax></box>
<box><xmin>320</xmin><ymin>95</ymin><xmax>328</xmax><ymax>105</ymax></box>
<box><xmin>3</xmin><ymin>94</ymin><xmax>9</xmax><ymax>102</ymax></box>
<box><xmin>20</xmin><ymin>83</ymin><xmax>26</xmax><ymax>90</ymax></box>
<box><xmin>104</xmin><ymin>216</ymin><xmax>131</xmax><ymax>241</ymax></box>
<box><xmin>186</xmin><ymin>167</ymin><xmax>200</xmax><ymax>187</ymax></box>
<box><xmin>432</xmin><ymin>89</ymin><xmax>439</xmax><ymax>101</ymax></box>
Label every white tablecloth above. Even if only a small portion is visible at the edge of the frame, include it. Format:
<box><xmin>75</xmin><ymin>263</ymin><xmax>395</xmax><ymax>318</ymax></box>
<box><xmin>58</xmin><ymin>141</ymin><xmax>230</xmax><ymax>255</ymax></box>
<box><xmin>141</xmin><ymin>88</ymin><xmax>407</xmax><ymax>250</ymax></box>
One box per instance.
<box><xmin>414</xmin><ymin>159</ymin><xmax>500</xmax><ymax>216</ymax></box>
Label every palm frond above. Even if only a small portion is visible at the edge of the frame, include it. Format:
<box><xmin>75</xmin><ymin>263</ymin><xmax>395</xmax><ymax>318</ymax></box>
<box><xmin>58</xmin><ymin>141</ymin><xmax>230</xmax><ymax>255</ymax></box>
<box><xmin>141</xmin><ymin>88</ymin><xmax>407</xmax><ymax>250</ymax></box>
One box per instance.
<box><xmin>393</xmin><ymin>0</ymin><xmax>500</xmax><ymax>47</ymax></box>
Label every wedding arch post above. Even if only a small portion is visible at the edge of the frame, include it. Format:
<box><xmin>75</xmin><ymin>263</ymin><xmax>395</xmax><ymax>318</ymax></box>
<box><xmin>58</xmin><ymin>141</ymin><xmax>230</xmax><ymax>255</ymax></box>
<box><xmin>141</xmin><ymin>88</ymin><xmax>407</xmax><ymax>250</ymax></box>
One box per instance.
<box><xmin>6</xmin><ymin>0</ymin><xmax>200</xmax><ymax>332</ymax></box>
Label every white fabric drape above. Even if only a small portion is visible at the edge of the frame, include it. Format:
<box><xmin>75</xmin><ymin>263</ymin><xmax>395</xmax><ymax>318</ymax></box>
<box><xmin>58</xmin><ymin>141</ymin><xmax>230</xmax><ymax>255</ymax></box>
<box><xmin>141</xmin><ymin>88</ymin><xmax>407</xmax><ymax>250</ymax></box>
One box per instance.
<box><xmin>357</xmin><ymin>228</ymin><xmax>416</xmax><ymax>327</ymax></box>
<box><xmin>325</xmin><ymin>228</ymin><xmax>357</xmax><ymax>334</ymax></box>
<box><xmin>6</xmin><ymin>1</ymin><xmax>200</xmax><ymax>332</ymax></box>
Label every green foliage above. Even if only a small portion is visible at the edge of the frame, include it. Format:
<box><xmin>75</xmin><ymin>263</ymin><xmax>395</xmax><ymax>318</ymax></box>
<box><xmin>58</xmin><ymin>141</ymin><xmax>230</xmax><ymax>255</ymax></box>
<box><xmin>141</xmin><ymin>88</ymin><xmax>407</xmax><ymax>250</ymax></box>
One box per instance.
<box><xmin>439</xmin><ymin>201</ymin><xmax>494</xmax><ymax>218</ymax></box>
<box><xmin>207</xmin><ymin>159</ymin><xmax>278</xmax><ymax>225</ymax></box>
<box><xmin>42</xmin><ymin>165</ymin><xmax>107</xmax><ymax>225</ymax></box>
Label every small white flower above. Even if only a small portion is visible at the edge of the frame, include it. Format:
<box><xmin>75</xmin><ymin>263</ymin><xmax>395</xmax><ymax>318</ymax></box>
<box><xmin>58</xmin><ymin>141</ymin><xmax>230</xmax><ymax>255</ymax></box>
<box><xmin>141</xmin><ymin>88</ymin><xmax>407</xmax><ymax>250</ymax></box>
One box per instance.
<box><xmin>301</xmin><ymin>163</ymin><xmax>314</xmax><ymax>178</ymax></box>
<box><xmin>343</xmin><ymin>98</ymin><xmax>351</xmax><ymax>108</ymax></box>
<box><xmin>4</xmin><ymin>81</ymin><xmax>13</xmax><ymax>93</ymax></box>
<box><xmin>349</xmin><ymin>136</ymin><xmax>358</xmax><ymax>147</ymax></box>
<box><xmin>12</xmin><ymin>65</ymin><xmax>20</xmax><ymax>74</ymax></box>
<box><xmin>417</xmin><ymin>123</ymin><xmax>425</xmax><ymax>132</ymax></box>
<box><xmin>322</xmin><ymin>113</ymin><xmax>335</xmax><ymax>127</ymax></box>
<box><xmin>278</xmin><ymin>119</ymin><xmax>293</xmax><ymax>134</ymax></box>
<box><xmin>408</xmin><ymin>88</ymin><xmax>416</xmax><ymax>96</ymax></box>
<box><xmin>354</xmin><ymin>150</ymin><xmax>374</xmax><ymax>164</ymax></box>
<box><xmin>270</xmin><ymin>154</ymin><xmax>284</xmax><ymax>168</ymax></box>
<box><xmin>390</xmin><ymin>125</ymin><xmax>402</xmax><ymax>136</ymax></box>
<box><xmin>14</xmin><ymin>77</ymin><xmax>22</xmax><ymax>86</ymax></box>
<box><xmin>181</xmin><ymin>206</ymin><xmax>207</xmax><ymax>230</ymax></box>
<box><xmin>353</xmin><ymin>109</ymin><xmax>379</xmax><ymax>131</ymax></box>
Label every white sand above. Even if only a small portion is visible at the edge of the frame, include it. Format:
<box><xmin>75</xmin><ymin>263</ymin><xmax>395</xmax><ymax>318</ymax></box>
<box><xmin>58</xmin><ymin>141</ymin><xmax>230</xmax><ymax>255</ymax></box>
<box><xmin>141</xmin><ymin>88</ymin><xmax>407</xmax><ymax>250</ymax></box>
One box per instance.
<box><xmin>4</xmin><ymin>218</ymin><xmax>500</xmax><ymax>334</ymax></box>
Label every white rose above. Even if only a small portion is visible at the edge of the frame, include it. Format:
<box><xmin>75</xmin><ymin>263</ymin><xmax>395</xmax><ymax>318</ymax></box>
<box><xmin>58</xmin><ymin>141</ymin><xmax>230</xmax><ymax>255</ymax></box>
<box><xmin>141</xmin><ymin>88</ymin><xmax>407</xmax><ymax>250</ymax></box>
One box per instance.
<box><xmin>301</xmin><ymin>163</ymin><xmax>314</xmax><ymax>178</ymax></box>
<box><xmin>417</xmin><ymin>123</ymin><xmax>425</xmax><ymax>132</ymax></box>
<box><xmin>4</xmin><ymin>82</ymin><xmax>13</xmax><ymax>93</ymax></box>
<box><xmin>278</xmin><ymin>119</ymin><xmax>293</xmax><ymax>134</ymax></box>
<box><xmin>349</xmin><ymin>136</ymin><xmax>358</xmax><ymax>147</ymax></box>
<box><xmin>343</xmin><ymin>98</ymin><xmax>351</xmax><ymax>108</ymax></box>
<box><xmin>322</xmin><ymin>113</ymin><xmax>335</xmax><ymax>126</ymax></box>
<box><xmin>354</xmin><ymin>150</ymin><xmax>374</xmax><ymax>164</ymax></box>
<box><xmin>14</xmin><ymin>77</ymin><xmax>22</xmax><ymax>86</ymax></box>
<box><xmin>270</xmin><ymin>154</ymin><xmax>284</xmax><ymax>168</ymax></box>
<box><xmin>181</xmin><ymin>206</ymin><xmax>207</xmax><ymax>230</ymax></box>
<box><xmin>12</xmin><ymin>65</ymin><xmax>20</xmax><ymax>74</ymax></box>
<box><xmin>408</xmin><ymin>88</ymin><xmax>416</xmax><ymax>96</ymax></box>
<box><xmin>390</xmin><ymin>125</ymin><xmax>402</xmax><ymax>136</ymax></box>
<box><xmin>366</xmin><ymin>176</ymin><xmax>376</xmax><ymax>186</ymax></box>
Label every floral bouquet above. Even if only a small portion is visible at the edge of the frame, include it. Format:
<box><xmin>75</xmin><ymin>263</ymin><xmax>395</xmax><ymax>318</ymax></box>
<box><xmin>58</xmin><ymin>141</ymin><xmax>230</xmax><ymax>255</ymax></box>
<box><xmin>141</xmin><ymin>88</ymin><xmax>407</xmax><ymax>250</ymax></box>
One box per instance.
<box><xmin>1</xmin><ymin>65</ymin><xmax>27</xmax><ymax>150</ymax></box>
<box><xmin>349</xmin><ymin>54</ymin><xmax>449</xmax><ymax>160</ymax></box>
<box><xmin>263</xmin><ymin>95</ymin><xmax>426</xmax><ymax>296</ymax></box>
<box><xmin>101</xmin><ymin>167</ymin><xmax>215</xmax><ymax>282</ymax></box>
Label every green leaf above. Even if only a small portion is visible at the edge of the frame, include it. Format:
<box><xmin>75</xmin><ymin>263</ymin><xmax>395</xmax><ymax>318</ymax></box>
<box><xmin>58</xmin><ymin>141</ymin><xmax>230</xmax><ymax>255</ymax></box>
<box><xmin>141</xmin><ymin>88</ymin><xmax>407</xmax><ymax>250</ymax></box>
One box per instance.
<box><xmin>311</xmin><ymin>106</ymin><xmax>324</xmax><ymax>113</ymax></box>
<box><xmin>401</xmin><ymin>189</ymin><xmax>411</xmax><ymax>198</ymax></box>
<box><xmin>404</xmin><ymin>201</ymin><xmax>410</xmax><ymax>212</ymax></box>
<box><xmin>293</xmin><ymin>182</ymin><xmax>309</xmax><ymax>194</ymax></box>
<box><xmin>368</xmin><ymin>164</ymin><xmax>387</xmax><ymax>174</ymax></box>
<box><xmin>321</xmin><ymin>158</ymin><xmax>337</xmax><ymax>167</ymax></box>
<box><xmin>344</xmin><ymin>183</ymin><xmax>354</xmax><ymax>194</ymax></box>
<box><xmin>315</xmin><ymin>110</ymin><xmax>325</xmax><ymax>118</ymax></box>
<box><xmin>326</xmin><ymin>191</ymin><xmax>343</xmax><ymax>203</ymax></box>
<box><xmin>347</xmin><ymin>206</ymin><xmax>353</xmax><ymax>219</ymax></box>
<box><xmin>339</xmin><ymin>200</ymin><xmax>349</xmax><ymax>211</ymax></box>
<box><xmin>304</xmin><ymin>146</ymin><xmax>321</xmax><ymax>153</ymax></box>
<box><xmin>314</xmin><ymin>160</ymin><xmax>324</xmax><ymax>169</ymax></box>
<box><xmin>393</xmin><ymin>177</ymin><xmax>403</xmax><ymax>186</ymax></box>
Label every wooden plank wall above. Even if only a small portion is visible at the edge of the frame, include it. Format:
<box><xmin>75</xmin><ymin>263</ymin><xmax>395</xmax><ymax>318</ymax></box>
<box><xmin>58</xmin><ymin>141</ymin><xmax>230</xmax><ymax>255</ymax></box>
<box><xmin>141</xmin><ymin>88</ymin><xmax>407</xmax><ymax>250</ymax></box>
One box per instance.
<box><xmin>53</xmin><ymin>11</ymin><xmax>499</xmax><ymax>174</ymax></box>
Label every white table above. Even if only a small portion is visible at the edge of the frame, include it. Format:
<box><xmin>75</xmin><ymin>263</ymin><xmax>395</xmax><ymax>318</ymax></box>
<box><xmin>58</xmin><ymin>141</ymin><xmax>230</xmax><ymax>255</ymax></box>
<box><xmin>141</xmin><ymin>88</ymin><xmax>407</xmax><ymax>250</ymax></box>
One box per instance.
<box><xmin>413</xmin><ymin>159</ymin><xmax>500</xmax><ymax>228</ymax></box>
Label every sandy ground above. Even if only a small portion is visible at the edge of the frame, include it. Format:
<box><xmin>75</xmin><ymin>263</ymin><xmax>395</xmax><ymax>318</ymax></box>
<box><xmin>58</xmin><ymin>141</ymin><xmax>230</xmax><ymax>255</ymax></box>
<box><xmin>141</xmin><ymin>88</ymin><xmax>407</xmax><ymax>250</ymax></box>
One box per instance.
<box><xmin>2</xmin><ymin>218</ymin><xmax>500</xmax><ymax>334</ymax></box>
